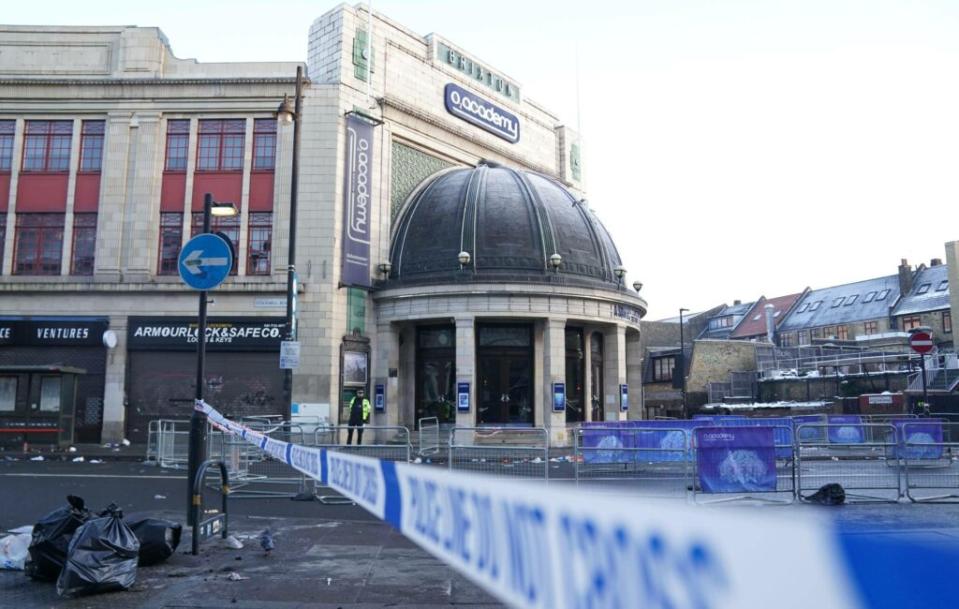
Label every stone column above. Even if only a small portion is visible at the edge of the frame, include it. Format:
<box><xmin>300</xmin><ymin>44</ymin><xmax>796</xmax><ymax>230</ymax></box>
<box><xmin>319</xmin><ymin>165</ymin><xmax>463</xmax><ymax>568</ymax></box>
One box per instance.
<box><xmin>604</xmin><ymin>324</ymin><xmax>627</xmax><ymax>422</ymax></box>
<box><xmin>626</xmin><ymin>328</ymin><xmax>644</xmax><ymax>420</ymax></box>
<box><xmin>2</xmin><ymin>118</ymin><xmax>23</xmax><ymax>275</ymax></box>
<box><xmin>543</xmin><ymin>317</ymin><xmax>568</xmax><ymax>445</ymax></box>
<box><xmin>101</xmin><ymin>316</ymin><xmax>128</xmax><ymax>442</ymax></box>
<box><xmin>59</xmin><ymin>119</ymin><xmax>82</xmax><ymax>276</ymax></box>
<box><xmin>454</xmin><ymin>316</ymin><xmax>475</xmax><ymax>428</ymax></box>
<box><xmin>583</xmin><ymin>328</ymin><xmax>593</xmax><ymax>423</ymax></box>
<box><xmin>373</xmin><ymin>321</ymin><xmax>400</xmax><ymax>428</ymax></box>
<box><xmin>947</xmin><ymin>241</ymin><xmax>959</xmax><ymax>353</ymax></box>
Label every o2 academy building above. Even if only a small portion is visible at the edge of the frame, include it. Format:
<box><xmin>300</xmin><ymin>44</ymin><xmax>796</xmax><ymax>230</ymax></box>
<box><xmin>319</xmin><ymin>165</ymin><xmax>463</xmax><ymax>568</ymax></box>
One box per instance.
<box><xmin>0</xmin><ymin>4</ymin><xmax>646</xmax><ymax>447</ymax></box>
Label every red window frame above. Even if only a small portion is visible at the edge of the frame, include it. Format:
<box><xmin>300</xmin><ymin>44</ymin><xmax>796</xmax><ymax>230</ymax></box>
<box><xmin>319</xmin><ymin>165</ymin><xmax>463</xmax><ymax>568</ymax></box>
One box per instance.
<box><xmin>78</xmin><ymin>121</ymin><xmax>105</xmax><ymax>173</ymax></box>
<box><xmin>165</xmin><ymin>120</ymin><xmax>190</xmax><ymax>172</ymax></box>
<box><xmin>863</xmin><ymin>320</ymin><xmax>879</xmax><ymax>335</ymax></box>
<box><xmin>247</xmin><ymin>212</ymin><xmax>272</xmax><ymax>275</ymax></box>
<box><xmin>22</xmin><ymin>120</ymin><xmax>73</xmax><ymax>173</ymax></box>
<box><xmin>70</xmin><ymin>213</ymin><xmax>97</xmax><ymax>275</ymax></box>
<box><xmin>191</xmin><ymin>212</ymin><xmax>239</xmax><ymax>275</ymax></box>
<box><xmin>14</xmin><ymin>213</ymin><xmax>64</xmax><ymax>275</ymax></box>
<box><xmin>0</xmin><ymin>120</ymin><xmax>14</xmax><ymax>172</ymax></box>
<box><xmin>252</xmin><ymin>119</ymin><xmax>277</xmax><ymax>171</ymax></box>
<box><xmin>652</xmin><ymin>356</ymin><xmax>675</xmax><ymax>382</ymax></box>
<box><xmin>944</xmin><ymin>311</ymin><xmax>952</xmax><ymax>334</ymax></box>
<box><xmin>196</xmin><ymin>119</ymin><xmax>245</xmax><ymax>172</ymax></box>
<box><xmin>157</xmin><ymin>212</ymin><xmax>183</xmax><ymax>275</ymax></box>
<box><xmin>835</xmin><ymin>325</ymin><xmax>848</xmax><ymax>340</ymax></box>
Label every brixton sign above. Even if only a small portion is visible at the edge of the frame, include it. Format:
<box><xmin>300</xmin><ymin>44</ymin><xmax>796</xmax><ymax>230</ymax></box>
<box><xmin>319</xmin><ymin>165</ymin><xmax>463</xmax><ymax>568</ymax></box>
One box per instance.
<box><xmin>444</xmin><ymin>83</ymin><xmax>520</xmax><ymax>144</ymax></box>
<box><xmin>127</xmin><ymin>317</ymin><xmax>285</xmax><ymax>352</ymax></box>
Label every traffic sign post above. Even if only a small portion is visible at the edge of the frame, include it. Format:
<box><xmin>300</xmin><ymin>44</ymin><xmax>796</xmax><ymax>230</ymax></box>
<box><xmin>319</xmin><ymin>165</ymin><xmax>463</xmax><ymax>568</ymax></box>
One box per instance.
<box><xmin>182</xmin><ymin>193</ymin><xmax>236</xmax><ymax>526</ymax></box>
<box><xmin>909</xmin><ymin>328</ymin><xmax>934</xmax><ymax>415</ymax></box>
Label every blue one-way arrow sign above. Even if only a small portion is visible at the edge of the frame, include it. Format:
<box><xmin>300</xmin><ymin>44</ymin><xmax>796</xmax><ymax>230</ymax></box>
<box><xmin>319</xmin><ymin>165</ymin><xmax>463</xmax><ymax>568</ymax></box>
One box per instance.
<box><xmin>178</xmin><ymin>233</ymin><xmax>234</xmax><ymax>290</ymax></box>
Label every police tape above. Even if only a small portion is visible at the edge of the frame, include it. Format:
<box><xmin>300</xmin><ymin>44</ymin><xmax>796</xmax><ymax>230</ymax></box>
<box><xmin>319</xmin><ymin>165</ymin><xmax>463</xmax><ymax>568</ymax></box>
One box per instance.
<box><xmin>196</xmin><ymin>399</ymin><xmax>953</xmax><ymax>609</ymax></box>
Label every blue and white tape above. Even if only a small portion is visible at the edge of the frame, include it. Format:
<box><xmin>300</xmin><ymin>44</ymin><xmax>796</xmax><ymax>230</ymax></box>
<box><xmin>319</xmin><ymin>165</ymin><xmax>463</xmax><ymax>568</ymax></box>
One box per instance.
<box><xmin>196</xmin><ymin>400</ymin><xmax>954</xmax><ymax>609</ymax></box>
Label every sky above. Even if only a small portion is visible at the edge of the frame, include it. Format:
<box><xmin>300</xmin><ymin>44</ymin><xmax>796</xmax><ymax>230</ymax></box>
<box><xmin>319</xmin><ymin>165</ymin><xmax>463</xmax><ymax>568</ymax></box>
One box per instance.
<box><xmin>6</xmin><ymin>1</ymin><xmax>959</xmax><ymax>319</ymax></box>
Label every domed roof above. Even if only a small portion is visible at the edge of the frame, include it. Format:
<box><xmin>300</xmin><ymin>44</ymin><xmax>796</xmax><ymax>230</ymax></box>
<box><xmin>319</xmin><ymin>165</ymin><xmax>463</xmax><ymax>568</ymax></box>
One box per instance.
<box><xmin>387</xmin><ymin>163</ymin><xmax>625</xmax><ymax>290</ymax></box>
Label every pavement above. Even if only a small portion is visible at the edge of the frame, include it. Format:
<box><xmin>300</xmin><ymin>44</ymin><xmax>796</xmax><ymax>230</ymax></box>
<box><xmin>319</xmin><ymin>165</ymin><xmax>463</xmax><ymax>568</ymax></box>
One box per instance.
<box><xmin>4</xmin><ymin>458</ymin><xmax>959</xmax><ymax>608</ymax></box>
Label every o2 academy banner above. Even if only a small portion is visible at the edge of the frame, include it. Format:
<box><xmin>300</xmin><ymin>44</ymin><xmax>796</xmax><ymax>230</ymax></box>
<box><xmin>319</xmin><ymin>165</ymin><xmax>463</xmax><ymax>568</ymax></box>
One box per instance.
<box><xmin>341</xmin><ymin>114</ymin><xmax>374</xmax><ymax>288</ymax></box>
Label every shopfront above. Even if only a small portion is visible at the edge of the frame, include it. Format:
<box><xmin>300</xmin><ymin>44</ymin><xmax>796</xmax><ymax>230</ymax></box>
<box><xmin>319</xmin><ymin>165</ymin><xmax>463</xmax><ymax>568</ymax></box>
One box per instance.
<box><xmin>0</xmin><ymin>317</ymin><xmax>109</xmax><ymax>446</ymax></box>
<box><xmin>125</xmin><ymin>316</ymin><xmax>285</xmax><ymax>442</ymax></box>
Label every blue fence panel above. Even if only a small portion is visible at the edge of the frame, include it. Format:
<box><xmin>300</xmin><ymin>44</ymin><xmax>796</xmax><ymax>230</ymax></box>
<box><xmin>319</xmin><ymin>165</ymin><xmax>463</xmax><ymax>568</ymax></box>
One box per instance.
<box><xmin>827</xmin><ymin>415</ymin><xmax>865</xmax><ymax>444</ymax></box>
<box><xmin>896</xmin><ymin>421</ymin><xmax>945</xmax><ymax>460</ymax></box>
<box><xmin>695</xmin><ymin>426</ymin><xmax>778</xmax><ymax>493</ymax></box>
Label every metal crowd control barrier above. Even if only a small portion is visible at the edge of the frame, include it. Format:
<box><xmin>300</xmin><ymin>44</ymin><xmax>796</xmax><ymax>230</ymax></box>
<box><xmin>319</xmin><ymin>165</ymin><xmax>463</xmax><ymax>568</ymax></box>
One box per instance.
<box><xmin>449</xmin><ymin>427</ymin><xmax>549</xmax><ymax>479</ymax></box>
<box><xmin>228</xmin><ymin>422</ymin><xmax>314</xmax><ymax>499</ymax></box>
<box><xmin>691</xmin><ymin>425</ymin><xmax>796</xmax><ymax>505</ymax></box>
<box><xmin>796</xmin><ymin>423</ymin><xmax>901</xmax><ymax>503</ymax></box>
<box><xmin>574</xmin><ymin>426</ymin><xmax>691</xmax><ymax>498</ymax></box>
<box><xmin>902</xmin><ymin>421</ymin><xmax>959</xmax><ymax>502</ymax></box>
<box><xmin>418</xmin><ymin>417</ymin><xmax>440</xmax><ymax>458</ymax></box>
<box><xmin>313</xmin><ymin>425</ymin><xmax>412</xmax><ymax>462</ymax></box>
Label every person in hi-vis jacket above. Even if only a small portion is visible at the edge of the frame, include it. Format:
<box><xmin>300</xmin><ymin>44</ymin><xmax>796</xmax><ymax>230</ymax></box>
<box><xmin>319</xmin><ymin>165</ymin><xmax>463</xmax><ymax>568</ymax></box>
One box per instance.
<box><xmin>347</xmin><ymin>388</ymin><xmax>371</xmax><ymax>445</ymax></box>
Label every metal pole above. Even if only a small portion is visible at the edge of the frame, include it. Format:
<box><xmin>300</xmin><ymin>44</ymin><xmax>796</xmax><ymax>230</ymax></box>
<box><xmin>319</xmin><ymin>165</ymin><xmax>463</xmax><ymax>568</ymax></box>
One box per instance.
<box><xmin>283</xmin><ymin>66</ymin><xmax>303</xmax><ymax>423</ymax></box>
<box><xmin>679</xmin><ymin>308</ymin><xmax>688</xmax><ymax>419</ymax></box>
<box><xmin>187</xmin><ymin>193</ymin><xmax>213</xmax><ymax>526</ymax></box>
<box><xmin>919</xmin><ymin>354</ymin><xmax>928</xmax><ymax>415</ymax></box>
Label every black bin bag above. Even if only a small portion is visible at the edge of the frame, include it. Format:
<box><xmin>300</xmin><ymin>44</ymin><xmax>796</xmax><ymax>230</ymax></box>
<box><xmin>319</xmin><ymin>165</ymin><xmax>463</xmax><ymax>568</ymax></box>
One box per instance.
<box><xmin>26</xmin><ymin>495</ymin><xmax>91</xmax><ymax>581</ymax></box>
<box><xmin>56</xmin><ymin>505</ymin><xmax>140</xmax><ymax>598</ymax></box>
<box><xmin>124</xmin><ymin>516</ymin><xmax>182</xmax><ymax>566</ymax></box>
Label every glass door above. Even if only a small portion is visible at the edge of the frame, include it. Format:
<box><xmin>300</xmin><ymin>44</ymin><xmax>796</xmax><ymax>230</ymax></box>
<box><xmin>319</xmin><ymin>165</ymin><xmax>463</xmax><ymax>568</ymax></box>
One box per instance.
<box><xmin>415</xmin><ymin>326</ymin><xmax>456</xmax><ymax>424</ymax></box>
<box><xmin>477</xmin><ymin>324</ymin><xmax>533</xmax><ymax>426</ymax></box>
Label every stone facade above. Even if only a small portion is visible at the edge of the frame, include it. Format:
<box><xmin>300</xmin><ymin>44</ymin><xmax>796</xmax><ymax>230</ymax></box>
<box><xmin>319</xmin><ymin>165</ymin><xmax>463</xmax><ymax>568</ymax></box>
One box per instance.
<box><xmin>685</xmin><ymin>340</ymin><xmax>758</xmax><ymax>407</ymax></box>
<box><xmin>0</xmin><ymin>5</ymin><xmax>644</xmax><ymax>445</ymax></box>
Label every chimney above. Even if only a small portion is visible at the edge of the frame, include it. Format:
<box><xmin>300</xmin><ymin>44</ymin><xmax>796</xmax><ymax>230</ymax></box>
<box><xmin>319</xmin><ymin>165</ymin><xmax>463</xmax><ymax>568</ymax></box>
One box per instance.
<box><xmin>733</xmin><ymin>299</ymin><xmax>741</xmax><ymax>306</ymax></box>
<box><xmin>898</xmin><ymin>258</ymin><xmax>914</xmax><ymax>295</ymax></box>
<box><xmin>931</xmin><ymin>258</ymin><xmax>943</xmax><ymax>267</ymax></box>
<box><xmin>764</xmin><ymin>303</ymin><xmax>776</xmax><ymax>343</ymax></box>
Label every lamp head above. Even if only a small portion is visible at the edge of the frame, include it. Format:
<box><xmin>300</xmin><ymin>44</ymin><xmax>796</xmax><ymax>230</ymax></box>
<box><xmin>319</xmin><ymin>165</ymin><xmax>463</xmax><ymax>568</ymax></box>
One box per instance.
<box><xmin>276</xmin><ymin>94</ymin><xmax>295</xmax><ymax>125</ymax></box>
<box><xmin>210</xmin><ymin>202</ymin><xmax>239</xmax><ymax>217</ymax></box>
<box><xmin>457</xmin><ymin>251</ymin><xmax>471</xmax><ymax>266</ymax></box>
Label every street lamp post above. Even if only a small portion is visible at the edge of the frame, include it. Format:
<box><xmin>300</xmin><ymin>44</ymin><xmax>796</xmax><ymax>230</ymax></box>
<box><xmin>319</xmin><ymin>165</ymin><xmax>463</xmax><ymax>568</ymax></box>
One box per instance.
<box><xmin>678</xmin><ymin>307</ymin><xmax>690</xmax><ymax>419</ymax></box>
<box><xmin>186</xmin><ymin>193</ymin><xmax>237</xmax><ymax>525</ymax></box>
<box><xmin>277</xmin><ymin>66</ymin><xmax>304</xmax><ymax>422</ymax></box>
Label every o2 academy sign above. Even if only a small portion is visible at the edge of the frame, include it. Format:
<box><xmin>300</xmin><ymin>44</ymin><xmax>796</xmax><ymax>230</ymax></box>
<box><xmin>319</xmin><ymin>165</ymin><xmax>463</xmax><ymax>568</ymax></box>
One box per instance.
<box><xmin>444</xmin><ymin>83</ymin><xmax>520</xmax><ymax>144</ymax></box>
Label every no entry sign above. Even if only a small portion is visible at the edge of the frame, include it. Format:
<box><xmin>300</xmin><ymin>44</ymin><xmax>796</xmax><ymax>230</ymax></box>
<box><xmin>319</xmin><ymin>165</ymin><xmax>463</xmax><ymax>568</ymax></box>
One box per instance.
<box><xmin>910</xmin><ymin>330</ymin><xmax>934</xmax><ymax>354</ymax></box>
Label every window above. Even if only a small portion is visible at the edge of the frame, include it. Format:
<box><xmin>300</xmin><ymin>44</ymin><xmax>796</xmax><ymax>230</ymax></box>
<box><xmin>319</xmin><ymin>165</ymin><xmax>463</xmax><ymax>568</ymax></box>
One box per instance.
<box><xmin>843</xmin><ymin>295</ymin><xmax>858</xmax><ymax>306</ymax></box>
<box><xmin>14</xmin><ymin>213</ymin><xmax>64</xmax><ymax>275</ymax></box>
<box><xmin>916</xmin><ymin>283</ymin><xmax>931</xmax><ymax>295</ymax></box>
<box><xmin>876</xmin><ymin>289</ymin><xmax>890</xmax><ymax>301</ymax></box>
<box><xmin>197</xmin><ymin>119</ymin><xmax>245</xmax><ymax>171</ymax></box>
<box><xmin>945</xmin><ymin>311</ymin><xmax>953</xmax><ymax>334</ymax></box>
<box><xmin>165</xmin><ymin>120</ymin><xmax>190</xmax><ymax>171</ymax></box>
<box><xmin>810</xmin><ymin>327</ymin><xmax>823</xmax><ymax>339</ymax></box>
<box><xmin>831</xmin><ymin>297</ymin><xmax>844</xmax><ymax>308</ymax></box>
<box><xmin>780</xmin><ymin>333</ymin><xmax>795</xmax><ymax>347</ymax></box>
<box><xmin>711</xmin><ymin>315</ymin><xmax>733</xmax><ymax>329</ymax></box>
<box><xmin>901</xmin><ymin>316</ymin><xmax>922</xmax><ymax>331</ymax></box>
<box><xmin>192</xmin><ymin>212</ymin><xmax>239</xmax><ymax>274</ymax></box>
<box><xmin>753</xmin><ymin>314</ymin><xmax>761</xmax><ymax>321</ymax></box>
<box><xmin>22</xmin><ymin>120</ymin><xmax>72</xmax><ymax>172</ymax></box>
<box><xmin>0</xmin><ymin>377</ymin><xmax>15</xmax><ymax>412</ymax></box>
<box><xmin>809</xmin><ymin>300</ymin><xmax>823</xmax><ymax>311</ymax></box>
<box><xmin>0</xmin><ymin>120</ymin><xmax>14</xmax><ymax>172</ymax></box>
<box><xmin>39</xmin><ymin>376</ymin><xmax>60</xmax><ymax>412</ymax></box>
<box><xmin>247</xmin><ymin>212</ymin><xmax>272</xmax><ymax>275</ymax></box>
<box><xmin>78</xmin><ymin>121</ymin><xmax>104</xmax><ymax>172</ymax></box>
<box><xmin>821</xmin><ymin>326</ymin><xmax>836</xmax><ymax>338</ymax></box>
<box><xmin>253</xmin><ymin>119</ymin><xmax>276</xmax><ymax>170</ymax></box>
<box><xmin>864</xmin><ymin>320</ymin><xmax>879</xmax><ymax>335</ymax></box>
<box><xmin>836</xmin><ymin>325</ymin><xmax>848</xmax><ymax>340</ymax></box>
<box><xmin>70</xmin><ymin>213</ymin><xmax>97</xmax><ymax>275</ymax></box>
<box><xmin>652</xmin><ymin>356</ymin><xmax>675</xmax><ymax>382</ymax></box>
<box><xmin>797</xmin><ymin>302</ymin><xmax>810</xmax><ymax>313</ymax></box>
<box><xmin>862</xmin><ymin>291</ymin><xmax>877</xmax><ymax>303</ymax></box>
<box><xmin>937</xmin><ymin>280</ymin><xmax>948</xmax><ymax>292</ymax></box>
<box><xmin>157</xmin><ymin>212</ymin><xmax>183</xmax><ymax>275</ymax></box>
<box><xmin>797</xmin><ymin>330</ymin><xmax>810</xmax><ymax>346</ymax></box>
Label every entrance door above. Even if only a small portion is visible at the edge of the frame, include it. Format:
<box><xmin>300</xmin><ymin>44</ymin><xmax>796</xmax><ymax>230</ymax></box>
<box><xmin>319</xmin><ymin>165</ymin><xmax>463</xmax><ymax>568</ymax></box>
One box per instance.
<box><xmin>415</xmin><ymin>326</ymin><xmax>456</xmax><ymax>425</ymax></box>
<box><xmin>476</xmin><ymin>324</ymin><xmax>533</xmax><ymax>426</ymax></box>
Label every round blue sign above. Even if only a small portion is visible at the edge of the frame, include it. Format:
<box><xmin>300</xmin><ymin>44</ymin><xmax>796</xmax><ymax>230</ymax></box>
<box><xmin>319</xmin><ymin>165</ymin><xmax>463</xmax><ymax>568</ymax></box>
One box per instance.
<box><xmin>178</xmin><ymin>233</ymin><xmax>234</xmax><ymax>290</ymax></box>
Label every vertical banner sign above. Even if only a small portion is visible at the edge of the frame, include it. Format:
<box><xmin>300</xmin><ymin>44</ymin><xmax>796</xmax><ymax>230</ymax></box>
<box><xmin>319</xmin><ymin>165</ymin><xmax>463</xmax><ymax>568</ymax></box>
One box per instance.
<box><xmin>552</xmin><ymin>382</ymin><xmax>566</xmax><ymax>412</ymax></box>
<box><xmin>341</xmin><ymin>114</ymin><xmax>374</xmax><ymax>287</ymax></box>
<box><xmin>620</xmin><ymin>384</ymin><xmax>629</xmax><ymax>412</ymax></box>
<box><xmin>374</xmin><ymin>383</ymin><xmax>385</xmax><ymax>412</ymax></box>
<box><xmin>457</xmin><ymin>382</ymin><xmax>470</xmax><ymax>412</ymax></box>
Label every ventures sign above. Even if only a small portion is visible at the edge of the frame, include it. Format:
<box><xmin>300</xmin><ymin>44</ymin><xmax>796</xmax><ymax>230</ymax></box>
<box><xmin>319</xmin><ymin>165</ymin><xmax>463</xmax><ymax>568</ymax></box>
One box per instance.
<box><xmin>444</xmin><ymin>83</ymin><xmax>520</xmax><ymax>144</ymax></box>
<box><xmin>341</xmin><ymin>114</ymin><xmax>374</xmax><ymax>288</ymax></box>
